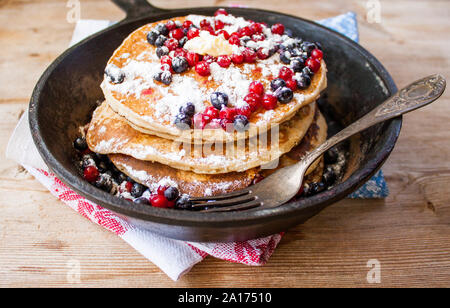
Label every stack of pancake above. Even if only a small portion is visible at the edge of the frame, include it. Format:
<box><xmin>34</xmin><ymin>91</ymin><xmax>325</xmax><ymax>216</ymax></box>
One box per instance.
<box><xmin>85</xmin><ymin>16</ymin><xmax>328</xmax><ymax>198</ymax></box>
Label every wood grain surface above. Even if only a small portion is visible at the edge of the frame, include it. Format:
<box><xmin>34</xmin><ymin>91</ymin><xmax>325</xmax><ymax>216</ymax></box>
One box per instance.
<box><xmin>0</xmin><ymin>0</ymin><xmax>449</xmax><ymax>287</ymax></box>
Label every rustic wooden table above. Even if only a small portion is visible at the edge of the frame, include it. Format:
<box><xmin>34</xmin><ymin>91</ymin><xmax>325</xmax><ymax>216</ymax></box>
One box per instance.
<box><xmin>0</xmin><ymin>0</ymin><xmax>449</xmax><ymax>287</ymax></box>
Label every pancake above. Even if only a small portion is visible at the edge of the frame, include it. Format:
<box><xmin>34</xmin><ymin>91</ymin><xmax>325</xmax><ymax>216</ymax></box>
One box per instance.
<box><xmin>108</xmin><ymin>109</ymin><xmax>327</xmax><ymax>197</ymax></box>
<box><xmin>109</xmin><ymin>154</ymin><xmax>259</xmax><ymax>197</ymax></box>
<box><xmin>86</xmin><ymin>101</ymin><xmax>316</xmax><ymax>174</ymax></box>
<box><xmin>101</xmin><ymin>15</ymin><xmax>327</xmax><ymax>144</ymax></box>
<box><xmin>261</xmin><ymin>107</ymin><xmax>327</xmax><ymax>178</ymax></box>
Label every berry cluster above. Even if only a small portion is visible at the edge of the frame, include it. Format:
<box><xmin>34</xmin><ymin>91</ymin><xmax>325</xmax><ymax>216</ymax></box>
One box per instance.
<box><xmin>74</xmin><ymin>136</ymin><xmax>191</xmax><ymax>209</ymax></box>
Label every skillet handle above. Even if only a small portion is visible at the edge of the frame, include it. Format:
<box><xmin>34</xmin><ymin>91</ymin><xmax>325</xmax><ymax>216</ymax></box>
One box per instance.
<box><xmin>112</xmin><ymin>0</ymin><xmax>167</xmax><ymax>20</ymax></box>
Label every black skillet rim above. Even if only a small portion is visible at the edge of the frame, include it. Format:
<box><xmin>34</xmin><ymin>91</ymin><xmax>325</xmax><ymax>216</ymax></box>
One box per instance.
<box><xmin>29</xmin><ymin>6</ymin><xmax>401</xmax><ymax>229</ymax></box>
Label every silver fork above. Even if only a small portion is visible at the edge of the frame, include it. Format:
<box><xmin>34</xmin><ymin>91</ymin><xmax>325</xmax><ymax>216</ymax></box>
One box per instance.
<box><xmin>190</xmin><ymin>74</ymin><xmax>446</xmax><ymax>212</ymax></box>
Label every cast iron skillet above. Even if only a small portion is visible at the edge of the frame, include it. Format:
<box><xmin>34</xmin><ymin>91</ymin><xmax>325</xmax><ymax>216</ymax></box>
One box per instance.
<box><xmin>29</xmin><ymin>0</ymin><xmax>401</xmax><ymax>242</ymax></box>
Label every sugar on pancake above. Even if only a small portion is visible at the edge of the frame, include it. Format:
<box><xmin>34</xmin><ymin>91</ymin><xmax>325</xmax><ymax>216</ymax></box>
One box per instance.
<box><xmin>101</xmin><ymin>14</ymin><xmax>327</xmax><ymax>144</ymax></box>
<box><xmin>108</xmin><ymin>109</ymin><xmax>328</xmax><ymax>197</ymax></box>
<box><xmin>86</xmin><ymin>101</ymin><xmax>317</xmax><ymax>174</ymax></box>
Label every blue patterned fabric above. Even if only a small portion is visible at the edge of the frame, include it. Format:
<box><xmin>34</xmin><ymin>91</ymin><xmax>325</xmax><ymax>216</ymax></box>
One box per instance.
<box><xmin>317</xmin><ymin>12</ymin><xmax>388</xmax><ymax>198</ymax></box>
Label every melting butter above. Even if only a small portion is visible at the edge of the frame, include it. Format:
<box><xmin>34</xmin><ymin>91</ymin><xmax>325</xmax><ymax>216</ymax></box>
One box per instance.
<box><xmin>183</xmin><ymin>30</ymin><xmax>234</xmax><ymax>57</ymax></box>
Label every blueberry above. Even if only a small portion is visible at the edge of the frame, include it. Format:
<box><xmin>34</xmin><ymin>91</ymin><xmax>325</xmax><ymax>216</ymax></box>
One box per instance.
<box><xmin>268</xmin><ymin>45</ymin><xmax>279</xmax><ymax>57</ymax></box>
<box><xmin>160</xmin><ymin>71</ymin><xmax>172</xmax><ymax>85</ymax></box>
<box><xmin>284</xmin><ymin>28</ymin><xmax>293</xmax><ymax>37</ymax></box>
<box><xmin>164</xmin><ymin>187</ymin><xmax>179</xmax><ymax>201</ymax></box>
<box><xmin>174</xmin><ymin>113</ymin><xmax>192</xmax><ymax>130</ymax></box>
<box><xmin>105</xmin><ymin>65</ymin><xmax>125</xmax><ymax>84</ymax></box>
<box><xmin>302</xmin><ymin>66</ymin><xmax>313</xmax><ymax>77</ymax></box>
<box><xmin>270</xmin><ymin>78</ymin><xmax>286</xmax><ymax>91</ymax></box>
<box><xmin>156</xmin><ymin>46</ymin><xmax>169</xmax><ymax>58</ymax></box>
<box><xmin>301</xmin><ymin>41</ymin><xmax>316</xmax><ymax>54</ymax></box>
<box><xmin>179</xmin><ymin>37</ymin><xmax>188</xmax><ymax>47</ymax></box>
<box><xmin>133</xmin><ymin>197</ymin><xmax>150</xmax><ymax>205</ymax></box>
<box><xmin>296</xmin><ymin>74</ymin><xmax>311</xmax><ymax>89</ymax></box>
<box><xmin>172</xmin><ymin>56</ymin><xmax>189</xmax><ymax>73</ymax></box>
<box><xmin>322</xmin><ymin>167</ymin><xmax>337</xmax><ymax>186</ymax></box>
<box><xmin>97</xmin><ymin>161</ymin><xmax>108</xmax><ymax>173</ymax></box>
<box><xmin>155</xmin><ymin>23</ymin><xmax>169</xmax><ymax>36</ymax></box>
<box><xmin>155</xmin><ymin>35</ymin><xmax>167</xmax><ymax>47</ymax></box>
<box><xmin>276</xmin><ymin>86</ymin><xmax>293</xmax><ymax>104</ymax></box>
<box><xmin>81</xmin><ymin>154</ymin><xmax>96</xmax><ymax>168</ymax></box>
<box><xmin>291</xmin><ymin>58</ymin><xmax>305</xmax><ymax>72</ymax></box>
<box><xmin>290</xmin><ymin>48</ymin><xmax>303</xmax><ymax>57</ymax></box>
<box><xmin>233</xmin><ymin>115</ymin><xmax>249</xmax><ymax>132</ymax></box>
<box><xmin>325</xmin><ymin>148</ymin><xmax>339</xmax><ymax>164</ymax></box>
<box><xmin>175</xmin><ymin>195</ymin><xmax>192</xmax><ymax>209</ymax></box>
<box><xmin>115</xmin><ymin>172</ymin><xmax>128</xmax><ymax>183</ymax></box>
<box><xmin>131</xmin><ymin>183</ymin><xmax>146</xmax><ymax>198</ymax></box>
<box><xmin>210</xmin><ymin>92</ymin><xmax>229</xmax><ymax>110</ymax></box>
<box><xmin>94</xmin><ymin>174</ymin><xmax>113</xmax><ymax>192</ymax></box>
<box><xmin>147</xmin><ymin>30</ymin><xmax>159</xmax><ymax>45</ymax></box>
<box><xmin>304</xmin><ymin>182</ymin><xmax>325</xmax><ymax>196</ymax></box>
<box><xmin>73</xmin><ymin>137</ymin><xmax>87</xmax><ymax>151</ymax></box>
<box><xmin>153</xmin><ymin>71</ymin><xmax>172</xmax><ymax>85</ymax></box>
<box><xmin>279</xmin><ymin>51</ymin><xmax>291</xmax><ymax>64</ymax></box>
<box><xmin>179</xmin><ymin>102</ymin><xmax>195</xmax><ymax>117</ymax></box>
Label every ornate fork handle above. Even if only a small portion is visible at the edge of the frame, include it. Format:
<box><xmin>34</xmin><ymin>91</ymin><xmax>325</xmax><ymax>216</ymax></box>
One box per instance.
<box><xmin>303</xmin><ymin>74</ymin><xmax>446</xmax><ymax>167</ymax></box>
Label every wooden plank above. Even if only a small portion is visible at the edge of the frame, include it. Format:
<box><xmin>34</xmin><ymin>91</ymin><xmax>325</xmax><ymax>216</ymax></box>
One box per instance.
<box><xmin>0</xmin><ymin>0</ymin><xmax>449</xmax><ymax>287</ymax></box>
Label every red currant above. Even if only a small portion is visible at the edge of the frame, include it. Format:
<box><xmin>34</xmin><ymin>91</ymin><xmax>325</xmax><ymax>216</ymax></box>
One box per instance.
<box><xmin>186</xmin><ymin>52</ymin><xmax>200</xmax><ymax>67</ymax></box>
<box><xmin>125</xmin><ymin>181</ymin><xmax>133</xmax><ymax>192</ymax></box>
<box><xmin>306</xmin><ymin>57</ymin><xmax>321</xmax><ymax>73</ymax></box>
<box><xmin>201</xmin><ymin>26</ymin><xmax>215</xmax><ymax>35</ymax></box>
<box><xmin>173</xmin><ymin>48</ymin><xmax>187</xmax><ymax>58</ymax></box>
<box><xmin>216</xmin><ymin>29</ymin><xmax>230</xmax><ymax>40</ymax></box>
<box><xmin>228</xmin><ymin>35</ymin><xmax>241</xmax><ymax>45</ymax></box>
<box><xmin>182</xmin><ymin>20</ymin><xmax>193</xmax><ymax>29</ymax></box>
<box><xmin>261</xmin><ymin>93</ymin><xmax>278</xmax><ymax>110</ymax></box>
<box><xmin>249</xmin><ymin>81</ymin><xmax>265</xmax><ymax>96</ymax></box>
<box><xmin>203</xmin><ymin>55</ymin><xmax>217</xmax><ymax>63</ymax></box>
<box><xmin>249</xmin><ymin>23</ymin><xmax>263</xmax><ymax>34</ymax></box>
<box><xmin>200</xmin><ymin>19</ymin><xmax>210</xmax><ymax>28</ymax></box>
<box><xmin>195</xmin><ymin>61</ymin><xmax>210</xmax><ymax>76</ymax></box>
<box><xmin>187</xmin><ymin>27</ymin><xmax>200</xmax><ymax>39</ymax></box>
<box><xmin>251</xmin><ymin>34</ymin><xmax>265</xmax><ymax>42</ymax></box>
<box><xmin>204</xmin><ymin>106</ymin><xmax>219</xmax><ymax>119</ymax></box>
<box><xmin>286</xmin><ymin>78</ymin><xmax>298</xmax><ymax>91</ymax></box>
<box><xmin>164</xmin><ymin>38</ymin><xmax>179</xmax><ymax>51</ymax></box>
<box><xmin>231</xmin><ymin>53</ymin><xmax>244</xmax><ymax>64</ymax></box>
<box><xmin>256</xmin><ymin>47</ymin><xmax>269</xmax><ymax>60</ymax></box>
<box><xmin>220</xmin><ymin>118</ymin><xmax>232</xmax><ymax>131</ymax></box>
<box><xmin>214</xmin><ymin>19</ymin><xmax>225</xmax><ymax>30</ymax></box>
<box><xmin>219</xmin><ymin>107</ymin><xmax>237</xmax><ymax>121</ymax></box>
<box><xmin>160</xmin><ymin>55</ymin><xmax>172</xmax><ymax>66</ymax></box>
<box><xmin>243</xmin><ymin>48</ymin><xmax>257</xmax><ymax>63</ymax></box>
<box><xmin>271</xmin><ymin>23</ymin><xmax>285</xmax><ymax>35</ymax></box>
<box><xmin>157</xmin><ymin>185</ymin><xmax>168</xmax><ymax>195</ymax></box>
<box><xmin>205</xmin><ymin>118</ymin><xmax>222</xmax><ymax>129</ymax></box>
<box><xmin>214</xmin><ymin>8</ymin><xmax>228</xmax><ymax>16</ymax></box>
<box><xmin>238</xmin><ymin>26</ymin><xmax>253</xmax><ymax>38</ymax></box>
<box><xmin>170</xmin><ymin>28</ymin><xmax>184</xmax><ymax>40</ymax></box>
<box><xmin>237</xmin><ymin>106</ymin><xmax>252</xmax><ymax>118</ymax></box>
<box><xmin>278</xmin><ymin>66</ymin><xmax>294</xmax><ymax>81</ymax></box>
<box><xmin>150</xmin><ymin>194</ymin><xmax>168</xmax><ymax>208</ymax></box>
<box><xmin>311</xmin><ymin>48</ymin><xmax>323</xmax><ymax>60</ymax></box>
<box><xmin>244</xmin><ymin>93</ymin><xmax>262</xmax><ymax>112</ymax></box>
<box><xmin>165</xmin><ymin>20</ymin><xmax>177</xmax><ymax>31</ymax></box>
<box><xmin>217</xmin><ymin>55</ymin><xmax>231</xmax><ymax>68</ymax></box>
<box><xmin>83</xmin><ymin>166</ymin><xmax>99</xmax><ymax>182</ymax></box>
<box><xmin>193</xmin><ymin>113</ymin><xmax>209</xmax><ymax>129</ymax></box>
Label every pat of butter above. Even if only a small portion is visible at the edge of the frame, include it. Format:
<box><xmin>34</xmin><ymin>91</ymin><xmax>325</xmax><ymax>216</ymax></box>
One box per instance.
<box><xmin>183</xmin><ymin>31</ymin><xmax>233</xmax><ymax>57</ymax></box>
